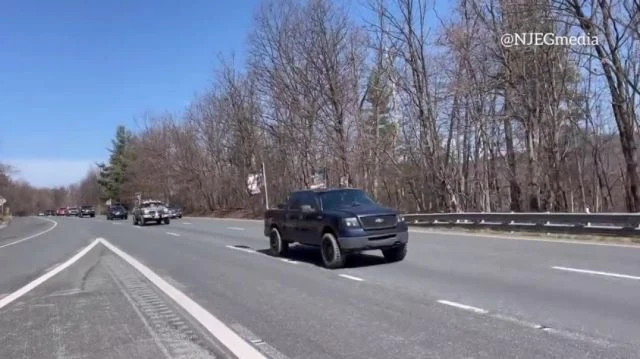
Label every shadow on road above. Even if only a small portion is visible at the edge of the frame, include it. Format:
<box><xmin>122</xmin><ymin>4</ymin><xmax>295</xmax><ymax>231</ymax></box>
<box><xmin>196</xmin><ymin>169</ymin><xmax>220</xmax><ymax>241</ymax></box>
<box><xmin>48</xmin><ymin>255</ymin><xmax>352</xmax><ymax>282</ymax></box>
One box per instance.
<box><xmin>255</xmin><ymin>244</ymin><xmax>388</xmax><ymax>269</ymax></box>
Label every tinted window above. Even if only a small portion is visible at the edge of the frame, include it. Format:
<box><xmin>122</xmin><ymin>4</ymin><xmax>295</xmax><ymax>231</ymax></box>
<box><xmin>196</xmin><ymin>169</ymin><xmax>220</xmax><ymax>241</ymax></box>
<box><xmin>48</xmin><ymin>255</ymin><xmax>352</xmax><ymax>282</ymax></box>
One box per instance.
<box><xmin>320</xmin><ymin>189</ymin><xmax>377</xmax><ymax>210</ymax></box>
<box><xmin>299</xmin><ymin>192</ymin><xmax>318</xmax><ymax>210</ymax></box>
<box><xmin>287</xmin><ymin>192</ymin><xmax>304</xmax><ymax>210</ymax></box>
<box><xmin>111</xmin><ymin>206</ymin><xmax>124</xmax><ymax>211</ymax></box>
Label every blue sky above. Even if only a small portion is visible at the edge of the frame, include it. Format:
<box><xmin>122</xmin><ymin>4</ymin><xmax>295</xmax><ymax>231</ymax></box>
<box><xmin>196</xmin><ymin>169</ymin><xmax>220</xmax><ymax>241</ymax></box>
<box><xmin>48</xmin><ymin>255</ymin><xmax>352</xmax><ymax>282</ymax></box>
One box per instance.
<box><xmin>1</xmin><ymin>0</ymin><xmax>451</xmax><ymax>188</ymax></box>
<box><xmin>1</xmin><ymin>0</ymin><xmax>262</xmax><ymax>187</ymax></box>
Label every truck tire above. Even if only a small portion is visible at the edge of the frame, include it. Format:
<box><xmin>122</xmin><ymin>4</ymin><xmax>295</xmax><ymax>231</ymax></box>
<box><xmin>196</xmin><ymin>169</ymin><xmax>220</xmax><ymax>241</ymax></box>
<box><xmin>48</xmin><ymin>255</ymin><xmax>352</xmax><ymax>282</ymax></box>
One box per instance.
<box><xmin>164</xmin><ymin>218</ymin><xmax>170</xmax><ymax>225</ymax></box>
<box><xmin>382</xmin><ymin>244</ymin><xmax>407</xmax><ymax>262</ymax></box>
<box><xmin>269</xmin><ymin>227</ymin><xmax>288</xmax><ymax>256</ymax></box>
<box><xmin>320</xmin><ymin>232</ymin><xmax>346</xmax><ymax>269</ymax></box>
<box><xmin>133</xmin><ymin>216</ymin><xmax>138</xmax><ymax>225</ymax></box>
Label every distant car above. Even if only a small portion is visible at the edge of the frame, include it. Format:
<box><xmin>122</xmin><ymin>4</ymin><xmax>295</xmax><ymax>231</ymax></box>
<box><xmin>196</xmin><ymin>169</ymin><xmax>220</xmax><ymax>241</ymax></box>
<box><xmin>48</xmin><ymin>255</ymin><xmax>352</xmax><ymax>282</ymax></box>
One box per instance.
<box><xmin>38</xmin><ymin>212</ymin><xmax>45</xmax><ymax>216</ymax></box>
<box><xmin>67</xmin><ymin>207</ymin><xmax>80</xmax><ymax>216</ymax></box>
<box><xmin>132</xmin><ymin>200</ymin><xmax>171</xmax><ymax>225</ymax></box>
<box><xmin>45</xmin><ymin>209</ymin><xmax>55</xmax><ymax>216</ymax></box>
<box><xmin>56</xmin><ymin>207</ymin><xmax>67</xmax><ymax>216</ymax></box>
<box><xmin>168</xmin><ymin>206</ymin><xmax>183</xmax><ymax>219</ymax></box>
<box><xmin>106</xmin><ymin>205</ymin><xmax>128</xmax><ymax>220</ymax></box>
<box><xmin>79</xmin><ymin>205</ymin><xmax>96</xmax><ymax>218</ymax></box>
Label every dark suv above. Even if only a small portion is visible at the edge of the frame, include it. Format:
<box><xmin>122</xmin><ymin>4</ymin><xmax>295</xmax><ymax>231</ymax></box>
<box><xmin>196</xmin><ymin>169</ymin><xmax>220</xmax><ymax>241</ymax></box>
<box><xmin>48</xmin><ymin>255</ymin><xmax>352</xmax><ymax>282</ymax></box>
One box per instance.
<box><xmin>264</xmin><ymin>188</ymin><xmax>409</xmax><ymax>268</ymax></box>
<box><xmin>79</xmin><ymin>205</ymin><xmax>96</xmax><ymax>218</ymax></box>
<box><xmin>106</xmin><ymin>205</ymin><xmax>128</xmax><ymax>220</ymax></box>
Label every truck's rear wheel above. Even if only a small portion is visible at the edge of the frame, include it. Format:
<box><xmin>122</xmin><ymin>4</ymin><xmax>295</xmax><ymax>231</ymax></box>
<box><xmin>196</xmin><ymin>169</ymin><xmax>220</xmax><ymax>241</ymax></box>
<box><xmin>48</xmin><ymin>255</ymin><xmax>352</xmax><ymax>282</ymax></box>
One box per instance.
<box><xmin>269</xmin><ymin>228</ymin><xmax>288</xmax><ymax>256</ymax></box>
<box><xmin>321</xmin><ymin>232</ymin><xmax>346</xmax><ymax>269</ymax></box>
<box><xmin>382</xmin><ymin>244</ymin><xmax>407</xmax><ymax>262</ymax></box>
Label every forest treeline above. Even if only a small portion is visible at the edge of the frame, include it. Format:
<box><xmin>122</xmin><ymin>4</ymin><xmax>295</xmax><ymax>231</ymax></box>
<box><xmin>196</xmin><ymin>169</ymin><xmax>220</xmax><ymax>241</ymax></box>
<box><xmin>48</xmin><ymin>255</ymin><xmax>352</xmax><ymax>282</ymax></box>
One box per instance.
<box><xmin>2</xmin><ymin>0</ymin><xmax>640</xmax><ymax>216</ymax></box>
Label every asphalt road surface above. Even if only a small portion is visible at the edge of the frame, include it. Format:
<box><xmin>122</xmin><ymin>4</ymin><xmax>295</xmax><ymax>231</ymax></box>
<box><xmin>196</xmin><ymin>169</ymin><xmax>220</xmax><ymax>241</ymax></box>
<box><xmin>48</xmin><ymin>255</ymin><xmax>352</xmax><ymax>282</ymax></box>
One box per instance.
<box><xmin>1</xmin><ymin>215</ymin><xmax>639</xmax><ymax>358</ymax></box>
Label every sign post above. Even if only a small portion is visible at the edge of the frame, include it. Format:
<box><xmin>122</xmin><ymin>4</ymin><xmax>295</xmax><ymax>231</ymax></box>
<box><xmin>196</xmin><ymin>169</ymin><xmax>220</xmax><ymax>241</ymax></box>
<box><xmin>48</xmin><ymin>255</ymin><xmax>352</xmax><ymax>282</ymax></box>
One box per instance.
<box><xmin>0</xmin><ymin>196</ymin><xmax>6</xmax><ymax>217</ymax></box>
<box><xmin>262</xmin><ymin>162</ymin><xmax>269</xmax><ymax>209</ymax></box>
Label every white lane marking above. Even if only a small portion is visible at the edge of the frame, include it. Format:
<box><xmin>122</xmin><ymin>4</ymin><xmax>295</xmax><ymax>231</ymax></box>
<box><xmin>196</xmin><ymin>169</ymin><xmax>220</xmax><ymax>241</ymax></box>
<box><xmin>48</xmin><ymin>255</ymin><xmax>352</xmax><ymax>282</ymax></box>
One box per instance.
<box><xmin>552</xmin><ymin>266</ymin><xmax>640</xmax><ymax>280</ymax></box>
<box><xmin>0</xmin><ymin>238</ymin><xmax>101</xmax><ymax>309</ymax></box>
<box><xmin>112</xmin><ymin>222</ymin><xmax>121</xmax><ymax>225</ymax></box>
<box><xmin>231</xmin><ymin>323</ymin><xmax>291</xmax><ymax>359</ymax></box>
<box><xmin>225</xmin><ymin>245</ymin><xmax>257</xmax><ymax>254</ymax></box>
<box><xmin>279</xmin><ymin>258</ymin><xmax>298</xmax><ymax>264</ymax></box>
<box><xmin>0</xmin><ymin>217</ymin><xmax>58</xmax><ymax>250</ymax></box>
<box><xmin>227</xmin><ymin>227</ymin><xmax>245</xmax><ymax>231</ymax></box>
<box><xmin>338</xmin><ymin>274</ymin><xmax>365</xmax><ymax>282</ymax></box>
<box><xmin>411</xmin><ymin>228</ymin><xmax>640</xmax><ymax>248</ymax></box>
<box><xmin>98</xmin><ymin>238</ymin><xmax>267</xmax><ymax>359</ymax></box>
<box><xmin>182</xmin><ymin>222</ymin><xmax>192</xmax><ymax>225</ymax></box>
<box><xmin>166</xmin><ymin>232</ymin><xmax>180</xmax><ymax>237</ymax></box>
<box><xmin>437</xmin><ymin>300</ymin><xmax>489</xmax><ymax>314</ymax></box>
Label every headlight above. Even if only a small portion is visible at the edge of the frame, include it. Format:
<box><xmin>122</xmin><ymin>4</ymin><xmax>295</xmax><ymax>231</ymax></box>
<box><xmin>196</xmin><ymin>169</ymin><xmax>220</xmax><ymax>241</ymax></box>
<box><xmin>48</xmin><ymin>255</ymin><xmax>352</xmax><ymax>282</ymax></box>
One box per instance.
<box><xmin>398</xmin><ymin>215</ymin><xmax>405</xmax><ymax>222</ymax></box>
<box><xmin>343</xmin><ymin>217</ymin><xmax>360</xmax><ymax>228</ymax></box>
<box><xmin>143</xmin><ymin>209</ymin><xmax>150</xmax><ymax>214</ymax></box>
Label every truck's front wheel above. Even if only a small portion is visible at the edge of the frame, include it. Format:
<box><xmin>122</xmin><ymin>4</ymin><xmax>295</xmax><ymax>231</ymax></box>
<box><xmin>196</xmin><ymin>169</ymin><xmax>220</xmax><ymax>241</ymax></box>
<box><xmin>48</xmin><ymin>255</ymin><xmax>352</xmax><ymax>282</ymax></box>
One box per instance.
<box><xmin>269</xmin><ymin>228</ymin><xmax>288</xmax><ymax>256</ymax></box>
<box><xmin>321</xmin><ymin>233</ymin><xmax>346</xmax><ymax>269</ymax></box>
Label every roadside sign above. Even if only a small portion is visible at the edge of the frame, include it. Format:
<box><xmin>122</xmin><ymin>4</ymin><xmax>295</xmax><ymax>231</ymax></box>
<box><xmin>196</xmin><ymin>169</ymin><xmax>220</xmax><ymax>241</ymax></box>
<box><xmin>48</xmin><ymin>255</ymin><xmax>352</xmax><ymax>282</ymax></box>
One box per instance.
<box><xmin>106</xmin><ymin>198</ymin><xmax>112</xmax><ymax>206</ymax></box>
<box><xmin>0</xmin><ymin>196</ymin><xmax>6</xmax><ymax>206</ymax></box>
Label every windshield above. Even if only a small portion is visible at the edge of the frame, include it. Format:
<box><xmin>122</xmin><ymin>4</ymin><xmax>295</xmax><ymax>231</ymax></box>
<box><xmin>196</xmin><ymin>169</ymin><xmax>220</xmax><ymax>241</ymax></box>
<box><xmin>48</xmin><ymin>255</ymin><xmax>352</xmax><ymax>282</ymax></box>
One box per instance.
<box><xmin>319</xmin><ymin>189</ymin><xmax>377</xmax><ymax>210</ymax></box>
<box><xmin>111</xmin><ymin>206</ymin><xmax>124</xmax><ymax>211</ymax></box>
<box><xmin>81</xmin><ymin>206</ymin><xmax>93</xmax><ymax>209</ymax></box>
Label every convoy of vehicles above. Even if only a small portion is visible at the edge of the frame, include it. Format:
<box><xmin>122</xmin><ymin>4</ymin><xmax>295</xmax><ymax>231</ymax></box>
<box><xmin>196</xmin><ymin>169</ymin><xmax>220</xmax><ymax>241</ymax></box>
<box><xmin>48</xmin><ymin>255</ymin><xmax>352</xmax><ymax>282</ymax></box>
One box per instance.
<box><xmin>132</xmin><ymin>200</ymin><xmax>171</xmax><ymax>225</ymax></box>
<box><xmin>264</xmin><ymin>188</ymin><xmax>409</xmax><ymax>269</ymax></box>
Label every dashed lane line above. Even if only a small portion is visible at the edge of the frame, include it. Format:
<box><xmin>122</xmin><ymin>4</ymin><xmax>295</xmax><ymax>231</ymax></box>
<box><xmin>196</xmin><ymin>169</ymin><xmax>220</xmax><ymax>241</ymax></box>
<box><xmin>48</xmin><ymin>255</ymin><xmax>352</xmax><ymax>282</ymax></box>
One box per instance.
<box><xmin>552</xmin><ymin>266</ymin><xmax>640</xmax><ymax>280</ymax></box>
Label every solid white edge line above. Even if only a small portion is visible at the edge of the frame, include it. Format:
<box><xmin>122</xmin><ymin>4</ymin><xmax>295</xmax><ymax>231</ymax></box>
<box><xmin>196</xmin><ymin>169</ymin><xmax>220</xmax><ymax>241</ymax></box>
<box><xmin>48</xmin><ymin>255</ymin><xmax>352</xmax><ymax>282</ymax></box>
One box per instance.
<box><xmin>0</xmin><ymin>217</ymin><xmax>58</xmax><ymax>249</ymax></box>
<box><xmin>338</xmin><ymin>274</ymin><xmax>364</xmax><ymax>282</ymax></box>
<box><xmin>437</xmin><ymin>300</ymin><xmax>489</xmax><ymax>314</ymax></box>
<box><xmin>98</xmin><ymin>238</ymin><xmax>267</xmax><ymax>359</ymax></box>
<box><xmin>166</xmin><ymin>232</ymin><xmax>180</xmax><ymax>237</ymax></box>
<box><xmin>0</xmin><ymin>238</ymin><xmax>101</xmax><ymax>309</ymax></box>
<box><xmin>552</xmin><ymin>266</ymin><xmax>640</xmax><ymax>280</ymax></box>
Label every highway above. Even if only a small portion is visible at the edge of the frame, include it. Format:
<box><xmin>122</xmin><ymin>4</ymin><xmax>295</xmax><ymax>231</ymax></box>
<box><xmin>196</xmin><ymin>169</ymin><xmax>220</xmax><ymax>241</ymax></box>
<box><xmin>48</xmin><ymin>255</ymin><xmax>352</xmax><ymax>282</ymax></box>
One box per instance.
<box><xmin>0</xmin><ymin>216</ymin><xmax>639</xmax><ymax>358</ymax></box>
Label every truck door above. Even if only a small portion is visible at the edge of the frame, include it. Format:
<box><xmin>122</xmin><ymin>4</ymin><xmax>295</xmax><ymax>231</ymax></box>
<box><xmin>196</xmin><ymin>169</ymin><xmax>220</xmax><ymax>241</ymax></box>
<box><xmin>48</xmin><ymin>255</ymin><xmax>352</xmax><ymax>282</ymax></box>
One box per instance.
<box><xmin>298</xmin><ymin>192</ymin><xmax>323</xmax><ymax>246</ymax></box>
<box><xmin>284</xmin><ymin>193</ymin><xmax>303</xmax><ymax>240</ymax></box>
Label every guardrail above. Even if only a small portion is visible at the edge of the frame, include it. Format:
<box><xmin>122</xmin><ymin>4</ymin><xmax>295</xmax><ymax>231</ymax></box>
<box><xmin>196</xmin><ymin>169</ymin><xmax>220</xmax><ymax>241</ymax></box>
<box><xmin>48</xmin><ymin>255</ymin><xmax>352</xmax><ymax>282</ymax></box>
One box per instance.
<box><xmin>402</xmin><ymin>212</ymin><xmax>640</xmax><ymax>236</ymax></box>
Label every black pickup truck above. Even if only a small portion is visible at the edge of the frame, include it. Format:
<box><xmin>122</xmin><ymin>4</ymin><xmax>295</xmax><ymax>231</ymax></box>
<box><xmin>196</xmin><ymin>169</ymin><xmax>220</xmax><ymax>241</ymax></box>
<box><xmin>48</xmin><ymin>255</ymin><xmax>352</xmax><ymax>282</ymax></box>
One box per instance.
<box><xmin>264</xmin><ymin>188</ymin><xmax>409</xmax><ymax>268</ymax></box>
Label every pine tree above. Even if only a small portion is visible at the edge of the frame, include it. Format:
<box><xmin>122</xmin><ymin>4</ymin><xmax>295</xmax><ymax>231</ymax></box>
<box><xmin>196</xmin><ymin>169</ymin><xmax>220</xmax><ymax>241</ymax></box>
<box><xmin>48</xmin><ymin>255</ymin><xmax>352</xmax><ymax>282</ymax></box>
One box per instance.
<box><xmin>97</xmin><ymin>126</ymin><xmax>133</xmax><ymax>203</ymax></box>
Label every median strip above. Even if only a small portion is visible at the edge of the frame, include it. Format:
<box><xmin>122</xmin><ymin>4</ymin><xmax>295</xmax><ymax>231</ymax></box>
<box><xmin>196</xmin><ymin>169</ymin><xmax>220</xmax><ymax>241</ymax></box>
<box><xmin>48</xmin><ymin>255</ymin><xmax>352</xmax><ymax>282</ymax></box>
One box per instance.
<box><xmin>552</xmin><ymin>266</ymin><xmax>640</xmax><ymax>280</ymax></box>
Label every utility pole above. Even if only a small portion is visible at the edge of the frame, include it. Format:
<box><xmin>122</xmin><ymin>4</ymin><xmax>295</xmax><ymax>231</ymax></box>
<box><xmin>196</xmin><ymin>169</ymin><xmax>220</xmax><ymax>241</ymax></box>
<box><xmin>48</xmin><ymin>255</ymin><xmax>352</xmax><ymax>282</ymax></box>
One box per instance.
<box><xmin>262</xmin><ymin>162</ymin><xmax>269</xmax><ymax>209</ymax></box>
